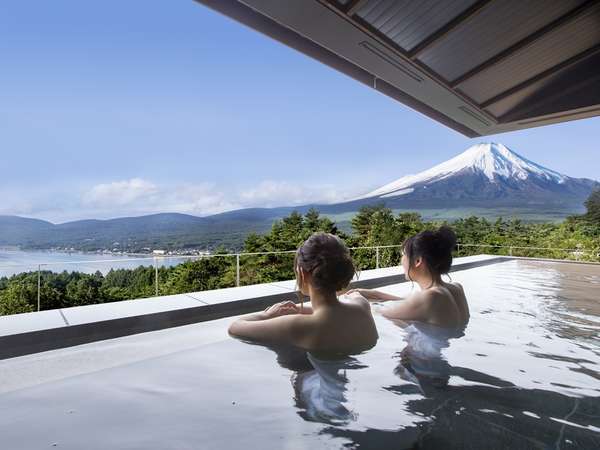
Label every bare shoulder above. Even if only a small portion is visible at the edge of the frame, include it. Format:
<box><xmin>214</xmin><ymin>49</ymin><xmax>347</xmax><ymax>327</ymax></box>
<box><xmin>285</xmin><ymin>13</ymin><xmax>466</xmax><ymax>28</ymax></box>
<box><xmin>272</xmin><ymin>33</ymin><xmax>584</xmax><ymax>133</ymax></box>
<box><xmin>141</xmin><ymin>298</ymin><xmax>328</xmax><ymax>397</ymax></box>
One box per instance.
<box><xmin>273</xmin><ymin>313</ymin><xmax>319</xmax><ymax>347</ymax></box>
<box><xmin>447</xmin><ymin>281</ymin><xmax>466</xmax><ymax>298</ymax></box>
<box><xmin>444</xmin><ymin>281</ymin><xmax>470</xmax><ymax>320</ymax></box>
<box><xmin>399</xmin><ymin>288</ymin><xmax>439</xmax><ymax>310</ymax></box>
<box><xmin>344</xmin><ymin>293</ymin><xmax>371</xmax><ymax>310</ymax></box>
<box><xmin>416</xmin><ymin>287</ymin><xmax>446</xmax><ymax>303</ymax></box>
<box><xmin>450</xmin><ymin>281</ymin><xmax>464</xmax><ymax>291</ymax></box>
<box><xmin>285</xmin><ymin>312</ymin><xmax>315</xmax><ymax>334</ymax></box>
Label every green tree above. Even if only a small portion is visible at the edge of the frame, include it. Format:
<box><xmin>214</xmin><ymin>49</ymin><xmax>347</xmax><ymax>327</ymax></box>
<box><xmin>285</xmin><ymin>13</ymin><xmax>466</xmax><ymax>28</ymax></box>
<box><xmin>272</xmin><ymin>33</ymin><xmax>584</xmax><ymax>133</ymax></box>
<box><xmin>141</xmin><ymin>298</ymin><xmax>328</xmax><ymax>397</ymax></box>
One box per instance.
<box><xmin>584</xmin><ymin>189</ymin><xmax>600</xmax><ymax>223</ymax></box>
<box><xmin>66</xmin><ymin>274</ymin><xmax>104</xmax><ymax>306</ymax></box>
<box><xmin>237</xmin><ymin>209</ymin><xmax>347</xmax><ymax>285</ymax></box>
<box><xmin>162</xmin><ymin>250</ymin><xmax>235</xmax><ymax>294</ymax></box>
<box><xmin>350</xmin><ymin>204</ymin><xmax>387</xmax><ymax>242</ymax></box>
<box><xmin>0</xmin><ymin>283</ymin><xmax>35</xmax><ymax>315</ymax></box>
<box><xmin>101</xmin><ymin>266</ymin><xmax>155</xmax><ymax>300</ymax></box>
<box><xmin>349</xmin><ymin>207</ymin><xmax>426</xmax><ymax>269</ymax></box>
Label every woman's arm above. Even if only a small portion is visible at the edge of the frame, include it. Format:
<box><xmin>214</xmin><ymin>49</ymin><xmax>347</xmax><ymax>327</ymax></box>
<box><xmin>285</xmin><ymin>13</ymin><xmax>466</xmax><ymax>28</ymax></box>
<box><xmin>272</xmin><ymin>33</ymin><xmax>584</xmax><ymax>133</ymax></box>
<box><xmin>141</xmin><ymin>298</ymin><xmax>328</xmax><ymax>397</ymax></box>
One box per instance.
<box><xmin>380</xmin><ymin>291</ymin><xmax>432</xmax><ymax>321</ymax></box>
<box><xmin>228</xmin><ymin>301</ymin><xmax>309</xmax><ymax>345</ymax></box>
<box><xmin>346</xmin><ymin>288</ymin><xmax>403</xmax><ymax>302</ymax></box>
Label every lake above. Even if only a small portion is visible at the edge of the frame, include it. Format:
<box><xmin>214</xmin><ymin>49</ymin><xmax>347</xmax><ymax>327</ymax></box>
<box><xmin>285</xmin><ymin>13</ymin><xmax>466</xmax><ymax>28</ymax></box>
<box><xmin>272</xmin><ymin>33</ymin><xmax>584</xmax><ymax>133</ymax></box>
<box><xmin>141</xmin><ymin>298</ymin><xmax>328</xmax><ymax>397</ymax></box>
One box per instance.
<box><xmin>0</xmin><ymin>249</ymin><xmax>192</xmax><ymax>278</ymax></box>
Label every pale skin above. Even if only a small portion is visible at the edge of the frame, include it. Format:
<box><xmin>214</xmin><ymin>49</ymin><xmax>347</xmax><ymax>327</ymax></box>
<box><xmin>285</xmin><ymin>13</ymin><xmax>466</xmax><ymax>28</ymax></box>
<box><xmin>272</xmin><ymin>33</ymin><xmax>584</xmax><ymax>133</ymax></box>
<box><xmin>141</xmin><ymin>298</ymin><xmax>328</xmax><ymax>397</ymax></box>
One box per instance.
<box><xmin>347</xmin><ymin>252</ymin><xmax>469</xmax><ymax>328</ymax></box>
<box><xmin>228</xmin><ymin>267</ymin><xmax>378</xmax><ymax>353</ymax></box>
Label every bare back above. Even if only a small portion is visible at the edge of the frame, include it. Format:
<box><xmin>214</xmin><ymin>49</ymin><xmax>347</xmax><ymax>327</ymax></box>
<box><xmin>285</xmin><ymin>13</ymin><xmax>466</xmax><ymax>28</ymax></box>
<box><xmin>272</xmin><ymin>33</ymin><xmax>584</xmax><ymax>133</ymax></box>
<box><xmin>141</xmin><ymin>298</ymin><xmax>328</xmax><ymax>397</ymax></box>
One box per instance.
<box><xmin>229</xmin><ymin>296</ymin><xmax>378</xmax><ymax>355</ymax></box>
<box><xmin>299</xmin><ymin>296</ymin><xmax>378</xmax><ymax>354</ymax></box>
<box><xmin>442</xmin><ymin>281</ymin><xmax>469</xmax><ymax>323</ymax></box>
<box><xmin>426</xmin><ymin>282</ymin><xmax>469</xmax><ymax>327</ymax></box>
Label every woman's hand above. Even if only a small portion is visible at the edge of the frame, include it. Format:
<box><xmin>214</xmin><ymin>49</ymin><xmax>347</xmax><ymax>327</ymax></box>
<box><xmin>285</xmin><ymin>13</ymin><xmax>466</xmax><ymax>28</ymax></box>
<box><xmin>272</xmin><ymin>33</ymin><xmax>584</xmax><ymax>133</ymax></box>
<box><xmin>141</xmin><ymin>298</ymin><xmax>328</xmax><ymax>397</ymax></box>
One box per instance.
<box><xmin>345</xmin><ymin>288</ymin><xmax>401</xmax><ymax>302</ymax></box>
<box><xmin>262</xmin><ymin>301</ymin><xmax>300</xmax><ymax>319</ymax></box>
<box><xmin>346</xmin><ymin>288</ymin><xmax>379</xmax><ymax>300</ymax></box>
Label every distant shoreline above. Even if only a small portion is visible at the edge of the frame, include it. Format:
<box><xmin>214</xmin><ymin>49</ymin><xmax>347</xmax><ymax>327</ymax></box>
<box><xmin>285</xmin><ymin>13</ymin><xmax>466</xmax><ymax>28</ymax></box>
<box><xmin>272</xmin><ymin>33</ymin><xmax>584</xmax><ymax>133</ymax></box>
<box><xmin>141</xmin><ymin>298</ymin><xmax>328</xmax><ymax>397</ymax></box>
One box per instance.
<box><xmin>0</xmin><ymin>247</ymin><xmax>149</xmax><ymax>258</ymax></box>
<box><xmin>0</xmin><ymin>249</ymin><xmax>209</xmax><ymax>279</ymax></box>
<box><xmin>0</xmin><ymin>247</ymin><xmax>210</xmax><ymax>258</ymax></box>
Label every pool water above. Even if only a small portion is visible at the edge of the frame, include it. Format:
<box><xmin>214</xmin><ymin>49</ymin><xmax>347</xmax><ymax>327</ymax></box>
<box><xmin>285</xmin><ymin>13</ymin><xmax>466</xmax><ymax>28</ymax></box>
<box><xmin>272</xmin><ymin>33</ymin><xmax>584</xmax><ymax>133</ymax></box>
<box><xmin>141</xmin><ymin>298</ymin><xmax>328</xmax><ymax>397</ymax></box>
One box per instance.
<box><xmin>0</xmin><ymin>259</ymin><xmax>598</xmax><ymax>449</ymax></box>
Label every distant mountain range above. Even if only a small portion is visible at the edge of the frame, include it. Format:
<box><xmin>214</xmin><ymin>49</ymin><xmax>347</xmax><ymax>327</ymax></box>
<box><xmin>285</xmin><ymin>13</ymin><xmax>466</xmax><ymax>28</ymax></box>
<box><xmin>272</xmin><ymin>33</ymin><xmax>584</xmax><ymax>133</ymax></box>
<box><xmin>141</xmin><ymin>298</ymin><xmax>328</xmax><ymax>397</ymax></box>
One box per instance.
<box><xmin>1</xmin><ymin>143</ymin><xmax>597</xmax><ymax>251</ymax></box>
<box><xmin>0</xmin><ymin>212</ymin><xmax>279</xmax><ymax>252</ymax></box>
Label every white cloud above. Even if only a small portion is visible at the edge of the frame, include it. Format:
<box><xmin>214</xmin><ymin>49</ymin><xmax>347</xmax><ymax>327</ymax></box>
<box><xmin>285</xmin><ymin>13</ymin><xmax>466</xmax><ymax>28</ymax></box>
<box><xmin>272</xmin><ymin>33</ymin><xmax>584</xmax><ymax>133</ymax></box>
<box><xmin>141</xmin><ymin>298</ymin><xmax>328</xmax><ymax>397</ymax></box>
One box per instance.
<box><xmin>239</xmin><ymin>180</ymin><xmax>355</xmax><ymax>207</ymax></box>
<box><xmin>3</xmin><ymin>177</ymin><xmax>370</xmax><ymax>222</ymax></box>
<box><xmin>80</xmin><ymin>178</ymin><xmax>240</xmax><ymax>219</ymax></box>
<box><xmin>0</xmin><ymin>189</ymin><xmax>76</xmax><ymax>221</ymax></box>
<box><xmin>0</xmin><ymin>199</ymin><xmax>34</xmax><ymax>217</ymax></box>
<box><xmin>83</xmin><ymin>178</ymin><xmax>159</xmax><ymax>207</ymax></box>
<box><xmin>154</xmin><ymin>183</ymin><xmax>240</xmax><ymax>216</ymax></box>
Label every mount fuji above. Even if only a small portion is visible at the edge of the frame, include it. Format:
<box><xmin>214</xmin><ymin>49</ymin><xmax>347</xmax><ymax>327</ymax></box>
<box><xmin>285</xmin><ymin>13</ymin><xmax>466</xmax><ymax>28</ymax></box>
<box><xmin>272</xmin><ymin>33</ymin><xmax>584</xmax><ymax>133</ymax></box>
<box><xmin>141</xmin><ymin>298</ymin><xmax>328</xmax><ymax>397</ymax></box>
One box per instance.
<box><xmin>330</xmin><ymin>142</ymin><xmax>597</xmax><ymax>212</ymax></box>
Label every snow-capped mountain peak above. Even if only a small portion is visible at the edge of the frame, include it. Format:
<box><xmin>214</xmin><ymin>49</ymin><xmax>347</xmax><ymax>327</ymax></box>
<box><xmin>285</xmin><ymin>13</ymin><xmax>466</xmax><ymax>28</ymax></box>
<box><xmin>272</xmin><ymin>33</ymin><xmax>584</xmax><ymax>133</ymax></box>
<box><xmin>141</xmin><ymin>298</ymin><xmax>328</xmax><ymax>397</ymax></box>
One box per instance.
<box><xmin>460</xmin><ymin>143</ymin><xmax>566</xmax><ymax>183</ymax></box>
<box><xmin>360</xmin><ymin>143</ymin><xmax>568</xmax><ymax>199</ymax></box>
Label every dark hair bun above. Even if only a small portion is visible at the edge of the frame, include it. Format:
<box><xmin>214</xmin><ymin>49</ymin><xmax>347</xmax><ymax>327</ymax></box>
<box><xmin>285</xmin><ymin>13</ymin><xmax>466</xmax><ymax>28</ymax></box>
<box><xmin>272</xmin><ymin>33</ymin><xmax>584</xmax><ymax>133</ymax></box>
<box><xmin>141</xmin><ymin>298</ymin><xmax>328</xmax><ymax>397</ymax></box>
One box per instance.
<box><xmin>402</xmin><ymin>226</ymin><xmax>457</xmax><ymax>276</ymax></box>
<box><xmin>435</xmin><ymin>226</ymin><xmax>457</xmax><ymax>251</ymax></box>
<box><xmin>296</xmin><ymin>232</ymin><xmax>355</xmax><ymax>292</ymax></box>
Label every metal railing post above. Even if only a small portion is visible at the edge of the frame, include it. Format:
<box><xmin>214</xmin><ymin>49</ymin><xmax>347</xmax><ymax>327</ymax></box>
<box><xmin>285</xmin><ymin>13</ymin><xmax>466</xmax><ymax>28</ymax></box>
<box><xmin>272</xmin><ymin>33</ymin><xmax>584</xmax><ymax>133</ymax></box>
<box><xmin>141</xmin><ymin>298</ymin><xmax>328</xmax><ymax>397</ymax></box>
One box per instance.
<box><xmin>236</xmin><ymin>254</ymin><xmax>240</xmax><ymax>287</ymax></box>
<box><xmin>375</xmin><ymin>247</ymin><xmax>380</xmax><ymax>269</ymax></box>
<box><xmin>509</xmin><ymin>246</ymin><xmax>513</xmax><ymax>256</ymax></box>
<box><xmin>37</xmin><ymin>264</ymin><xmax>41</xmax><ymax>312</ymax></box>
<box><xmin>154</xmin><ymin>258</ymin><xmax>159</xmax><ymax>296</ymax></box>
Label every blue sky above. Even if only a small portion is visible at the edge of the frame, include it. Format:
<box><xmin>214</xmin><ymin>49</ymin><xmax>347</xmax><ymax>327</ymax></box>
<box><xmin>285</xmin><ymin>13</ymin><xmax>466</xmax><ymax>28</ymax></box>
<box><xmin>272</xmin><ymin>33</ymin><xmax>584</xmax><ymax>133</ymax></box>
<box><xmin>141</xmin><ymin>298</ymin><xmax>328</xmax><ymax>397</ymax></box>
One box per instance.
<box><xmin>1</xmin><ymin>0</ymin><xmax>598</xmax><ymax>222</ymax></box>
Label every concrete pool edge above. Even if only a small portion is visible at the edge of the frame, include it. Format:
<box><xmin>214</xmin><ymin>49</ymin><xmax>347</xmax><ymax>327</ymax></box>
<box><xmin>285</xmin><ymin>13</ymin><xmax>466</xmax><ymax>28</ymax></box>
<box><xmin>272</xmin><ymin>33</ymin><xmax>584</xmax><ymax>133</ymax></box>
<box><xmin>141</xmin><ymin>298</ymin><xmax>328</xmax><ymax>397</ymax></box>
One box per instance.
<box><xmin>0</xmin><ymin>255</ymin><xmax>557</xmax><ymax>360</ymax></box>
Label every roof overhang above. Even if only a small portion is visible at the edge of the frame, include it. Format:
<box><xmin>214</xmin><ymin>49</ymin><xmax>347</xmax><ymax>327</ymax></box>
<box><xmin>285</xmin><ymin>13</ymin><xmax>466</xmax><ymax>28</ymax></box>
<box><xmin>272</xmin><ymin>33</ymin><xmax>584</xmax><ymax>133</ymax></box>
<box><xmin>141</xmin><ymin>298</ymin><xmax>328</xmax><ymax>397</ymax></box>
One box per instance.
<box><xmin>195</xmin><ymin>0</ymin><xmax>600</xmax><ymax>137</ymax></box>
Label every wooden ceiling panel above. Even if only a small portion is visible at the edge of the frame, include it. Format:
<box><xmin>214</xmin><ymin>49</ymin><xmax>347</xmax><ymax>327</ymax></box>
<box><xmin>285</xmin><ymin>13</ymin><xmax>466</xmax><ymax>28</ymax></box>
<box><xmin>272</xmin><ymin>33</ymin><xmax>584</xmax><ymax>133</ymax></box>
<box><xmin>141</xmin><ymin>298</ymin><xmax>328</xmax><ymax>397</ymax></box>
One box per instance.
<box><xmin>456</xmin><ymin>4</ymin><xmax>600</xmax><ymax>104</ymax></box>
<box><xmin>485</xmin><ymin>50</ymin><xmax>600</xmax><ymax>122</ymax></box>
<box><xmin>417</xmin><ymin>0</ymin><xmax>586</xmax><ymax>82</ymax></box>
<box><xmin>354</xmin><ymin>0</ymin><xmax>477</xmax><ymax>51</ymax></box>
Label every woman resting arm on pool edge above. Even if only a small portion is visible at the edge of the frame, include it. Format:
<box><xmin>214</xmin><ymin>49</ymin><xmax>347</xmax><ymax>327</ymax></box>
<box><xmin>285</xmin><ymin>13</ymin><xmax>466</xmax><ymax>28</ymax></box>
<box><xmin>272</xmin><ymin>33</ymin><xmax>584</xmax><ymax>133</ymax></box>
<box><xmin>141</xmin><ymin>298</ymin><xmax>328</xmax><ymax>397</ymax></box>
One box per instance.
<box><xmin>228</xmin><ymin>232</ymin><xmax>378</xmax><ymax>353</ymax></box>
<box><xmin>348</xmin><ymin>226</ymin><xmax>469</xmax><ymax>328</ymax></box>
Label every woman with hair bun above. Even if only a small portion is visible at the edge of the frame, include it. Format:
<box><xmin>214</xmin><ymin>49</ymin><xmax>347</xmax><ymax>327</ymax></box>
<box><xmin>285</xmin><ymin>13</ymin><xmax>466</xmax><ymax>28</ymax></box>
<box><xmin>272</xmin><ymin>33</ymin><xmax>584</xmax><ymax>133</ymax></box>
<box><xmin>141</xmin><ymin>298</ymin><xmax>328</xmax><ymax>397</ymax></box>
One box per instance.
<box><xmin>229</xmin><ymin>232</ymin><xmax>378</xmax><ymax>353</ymax></box>
<box><xmin>349</xmin><ymin>226</ymin><xmax>469</xmax><ymax>327</ymax></box>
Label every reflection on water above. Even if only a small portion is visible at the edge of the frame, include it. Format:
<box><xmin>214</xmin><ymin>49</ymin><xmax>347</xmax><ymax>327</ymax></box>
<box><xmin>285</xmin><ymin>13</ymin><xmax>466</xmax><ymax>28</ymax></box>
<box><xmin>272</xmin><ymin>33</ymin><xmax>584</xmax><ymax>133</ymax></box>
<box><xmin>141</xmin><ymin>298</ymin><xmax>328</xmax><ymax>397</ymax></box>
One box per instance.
<box><xmin>293</xmin><ymin>354</ymin><xmax>363</xmax><ymax>425</ymax></box>
<box><xmin>393</xmin><ymin>321</ymin><xmax>464</xmax><ymax>394</ymax></box>
<box><xmin>268</xmin><ymin>260</ymin><xmax>600</xmax><ymax>448</ymax></box>
<box><xmin>263</xmin><ymin>344</ymin><xmax>361</xmax><ymax>425</ymax></box>
<box><xmin>270</xmin><ymin>321</ymin><xmax>468</xmax><ymax>432</ymax></box>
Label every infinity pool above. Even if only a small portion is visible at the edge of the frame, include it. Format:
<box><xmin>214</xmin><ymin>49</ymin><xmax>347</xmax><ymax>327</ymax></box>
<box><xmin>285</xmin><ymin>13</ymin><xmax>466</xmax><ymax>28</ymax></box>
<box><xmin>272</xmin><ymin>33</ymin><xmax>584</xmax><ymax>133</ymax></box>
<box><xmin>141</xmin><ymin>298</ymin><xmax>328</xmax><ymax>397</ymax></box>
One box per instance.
<box><xmin>1</xmin><ymin>259</ymin><xmax>598</xmax><ymax>449</ymax></box>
